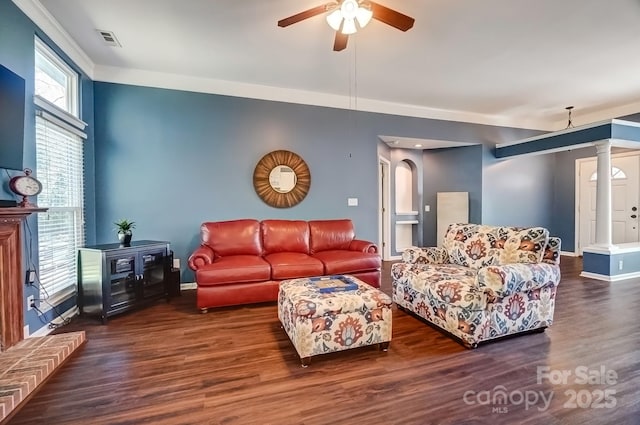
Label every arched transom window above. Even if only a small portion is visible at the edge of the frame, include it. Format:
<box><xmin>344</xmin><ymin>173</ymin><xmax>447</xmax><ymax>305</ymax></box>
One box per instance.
<box><xmin>589</xmin><ymin>166</ymin><xmax>627</xmax><ymax>181</ymax></box>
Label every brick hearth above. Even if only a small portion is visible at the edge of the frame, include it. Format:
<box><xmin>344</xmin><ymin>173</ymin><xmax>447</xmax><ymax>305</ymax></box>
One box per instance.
<box><xmin>0</xmin><ymin>331</ymin><xmax>86</xmax><ymax>423</ymax></box>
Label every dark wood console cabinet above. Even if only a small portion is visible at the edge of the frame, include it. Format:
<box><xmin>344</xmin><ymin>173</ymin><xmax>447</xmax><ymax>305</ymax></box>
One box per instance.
<box><xmin>78</xmin><ymin>240</ymin><xmax>171</xmax><ymax>323</ymax></box>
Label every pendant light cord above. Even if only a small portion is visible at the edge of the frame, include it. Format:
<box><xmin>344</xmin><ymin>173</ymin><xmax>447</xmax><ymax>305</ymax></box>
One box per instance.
<box><xmin>353</xmin><ymin>35</ymin><xmax>358</xmax><ymax>111</ymax></box>
<box><xmin>346</xmin><ymin>34</ymin><xmax>359</xmax><ymax>111</ymax></box>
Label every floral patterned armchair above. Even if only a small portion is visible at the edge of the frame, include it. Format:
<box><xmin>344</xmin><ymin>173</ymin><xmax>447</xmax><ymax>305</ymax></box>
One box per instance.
<box><xmin>391</xmin><ymin>224</ymin><xmax>561</xmax><ymax>348</ymax></box>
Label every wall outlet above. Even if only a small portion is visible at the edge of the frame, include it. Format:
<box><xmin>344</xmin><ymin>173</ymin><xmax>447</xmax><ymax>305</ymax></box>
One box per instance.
<box><xmin>173</xmin><ymin>258</ymin><xmax>181</xmax><ymax>269</ymax></box>
<box><xmin>27</xmin><ymin>295</ymin><xmax>35</xmax><ymax>311</ymax></box>
<box><xmin>425</xmin><ymin>205</ymin><xmax>430</xmax><ymax>212</ymax></box>
<box><xmin>618</xmin><ymin>260</ymin><xmax>624</xmax><ymax>270</ymax></box>
<box><xmin>347</xmin><ymin>198</ymin><xmax>358</xmax><ymax>206</ymax></box>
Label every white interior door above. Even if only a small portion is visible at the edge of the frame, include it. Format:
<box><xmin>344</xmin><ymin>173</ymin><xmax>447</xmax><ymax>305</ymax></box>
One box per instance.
<box><xmin>578</xmin><ymin>154</ymin><xmax>640</xmax><ymax>253</ymax></box>
<box><xmin>378</xmin><ymin>157</ymin><xmax>391</xmax><ymax>260</ymax></box>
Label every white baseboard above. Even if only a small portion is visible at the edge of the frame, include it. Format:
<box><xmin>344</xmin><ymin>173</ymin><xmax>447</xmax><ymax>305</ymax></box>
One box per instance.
<box><xmin>28</xmin><ymin>305</ymin><xmax>80</xmax><ymax>338</ymax></box>
<box><xmin>180</xmin><ymin>282</ymin><xmax>197</xmax><ymax>290</ymax></box>
<box><xmin>560</xmin><ymin>250</ymin><xmax>578</xmax><ymax>257</ymax></box>
<box><xmin>580</xmin><ymin>271</ymin><xmax>640</xmax><ymax>282</ymax></box>
<box><xmin>387</xmin><ymin>255</ymin><xmax>402</xmax><ymax>261</ymax></box>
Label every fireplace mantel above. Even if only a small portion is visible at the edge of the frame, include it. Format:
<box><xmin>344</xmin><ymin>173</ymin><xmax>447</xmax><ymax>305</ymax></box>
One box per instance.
<box><xmin>0</xmin><ymin>207</ymin><xmax>47</xmax><ymax>352</ymax></box>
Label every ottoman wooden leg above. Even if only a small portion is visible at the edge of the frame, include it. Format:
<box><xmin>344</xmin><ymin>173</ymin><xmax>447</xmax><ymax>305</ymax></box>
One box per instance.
<box><xmin>378</xmin><ymin>341</ymin><xmax>390</xmax><ymax>351</ymax></box>
<box><xmin>200</xmin><ymin>308</ymin><xmax>208</xmax><ymax>314</ymax></box>
<box><xmin>301</xmin><ymin>357</ymin><xmax>311</xmax><ymax>368</ymax></box>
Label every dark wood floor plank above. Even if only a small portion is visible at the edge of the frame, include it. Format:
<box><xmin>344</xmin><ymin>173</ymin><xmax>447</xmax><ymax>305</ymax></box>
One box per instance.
<box><xmin>8</xmin><ymin>257</ymin><xmax>640</xmax><ymax>424</ymax></box>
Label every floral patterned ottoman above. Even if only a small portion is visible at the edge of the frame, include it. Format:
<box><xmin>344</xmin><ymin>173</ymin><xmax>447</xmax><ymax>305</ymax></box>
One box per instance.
<box><xmin>278</xmin><ymin>275</ymin><xmax>392</xmax><ymax>366</ymax></box>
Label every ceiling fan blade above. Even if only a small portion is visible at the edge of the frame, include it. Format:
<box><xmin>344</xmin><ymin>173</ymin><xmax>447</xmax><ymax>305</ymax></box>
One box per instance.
<box><xmin>333</xmin><ymin>31</ymin><xmax>348</xmax><ymax>51</ymax></box>
<box><xmin>278</xmin><ymin>4</ymin><xmax>329</xmax><ymax>27</ymax></box>
<box><xmin>369</xmin><ymin>1</ymin><xmax>415</xmax><ymax>31</ymax></box>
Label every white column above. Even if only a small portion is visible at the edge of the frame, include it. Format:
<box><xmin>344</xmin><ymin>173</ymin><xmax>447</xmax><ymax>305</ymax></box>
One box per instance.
<box><xmin>594</xmin><ymin>140</ymin><xmax>613</xmax><ymax>247</ymax></box>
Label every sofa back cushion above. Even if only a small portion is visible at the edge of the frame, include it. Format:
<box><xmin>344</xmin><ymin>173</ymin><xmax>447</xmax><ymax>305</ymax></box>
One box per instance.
<box><xmin>309</xmin><ymin>219</ymin><xmax>355</xmax><ymax>253</ymax></box>
<box><xmin>443</xmin><ymin>223</ymin><xmax>549</xmax><ymax>269</ymax></box>
<box><xmin>201</xmin><ymin>219</ymin><xmax>262</xmax><ymax>257</ymax></box>
<box><xmin>261</xmin><ymin>220</ymin><xmax>310</xmax><ymax>254</ymax></box>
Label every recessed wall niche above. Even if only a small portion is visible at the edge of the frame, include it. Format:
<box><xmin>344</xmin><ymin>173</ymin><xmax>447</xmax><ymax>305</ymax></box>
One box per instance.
<box><xmin>395</xmin><ymin>159</ymin><xmax>419</xmax><ymax>251</ymax></box>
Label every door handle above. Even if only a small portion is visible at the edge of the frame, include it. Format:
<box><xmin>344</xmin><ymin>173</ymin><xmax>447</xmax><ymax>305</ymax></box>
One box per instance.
<box><xmin>631</xmin><ymin>215</ymin><xmax>637</xmax><ymax>219</ymax></box>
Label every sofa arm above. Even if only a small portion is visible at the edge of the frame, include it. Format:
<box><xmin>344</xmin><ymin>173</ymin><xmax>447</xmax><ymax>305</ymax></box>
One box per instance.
<box><xmin>188</xmin><ymin>245</ymin><xmax>215</xmax><ymax>270</ymax></box>
<box><xmin>476</xmin><ymin>263</ymin><xmax>561</xmax><ymax>298</ymax></box>
<box><xmin>349</xmin><ymin>239</ymin><xmax>378</xmax><ymax>254</ymax></box>
<box><xmin>401</xmin><ymin>246</ymin><xmax>449</xmax><ymax>264</ymax></box>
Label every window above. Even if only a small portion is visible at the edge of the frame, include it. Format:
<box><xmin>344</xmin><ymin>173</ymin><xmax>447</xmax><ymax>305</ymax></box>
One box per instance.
<box><xmin>35</xmin><ymin>39</ymin><xmax>78</xmax><ymax>117</ymax></box>
<box><xmin>34</xmin><ymin>38</ymin><xmax>86</xmax><ymax>302</ymax></box>
<box><xmin>589</xmin><ymin>166</ymin><xmax>627</xmax><ymax>182</ymax></box>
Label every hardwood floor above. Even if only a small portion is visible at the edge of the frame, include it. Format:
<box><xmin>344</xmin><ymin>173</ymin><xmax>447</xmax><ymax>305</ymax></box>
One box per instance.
<box><xmin>9</xmin><ymin>257</ymin><xmax>640</xmax><ymax>425</ymax></box>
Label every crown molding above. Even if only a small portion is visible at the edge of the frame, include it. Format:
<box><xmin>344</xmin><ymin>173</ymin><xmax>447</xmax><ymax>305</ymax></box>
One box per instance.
<box><xmin>12</xmin><ymin>0</ymin><xmax>94</xmax><ymax>78</ymax></box>
<box><xmin>93</xmin><ymin>64</ymin><xmax>558</xmax><ymax>130</ymax></box>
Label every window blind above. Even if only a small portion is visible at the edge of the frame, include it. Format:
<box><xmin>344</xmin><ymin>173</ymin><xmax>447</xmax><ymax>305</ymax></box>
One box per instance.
<box><xmin>36</xmin><ymin>115</ymin><xmax>85</xmax><ymax>299</ymax></box>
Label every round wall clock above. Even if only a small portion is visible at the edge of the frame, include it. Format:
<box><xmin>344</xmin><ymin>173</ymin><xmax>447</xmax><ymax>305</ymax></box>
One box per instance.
<box><xmin>253</xmin><ymin>150</ymin><xmax>310</xmax><ymax>208</ymax></box>
<box><xmin>9</xmin><ymin>168</ymin><xmax>43</xmax><ymax>208</ymax></box>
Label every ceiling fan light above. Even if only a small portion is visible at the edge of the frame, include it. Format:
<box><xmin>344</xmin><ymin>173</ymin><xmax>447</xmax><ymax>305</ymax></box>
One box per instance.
<box><xmin>326</xmin><ymin>9</ymin><xmax>343</xmax><ymax>31</ymax></box>
<box><xmin>341</xmin><ymin>17</ymin><xmax>357</xmax><ymax>34</ymax></box>
<box><xmin>355</xmin><ymin>6</ymin><xmax>373</xmax><ymax>28</ymax></box>
<box><xmin>341</xmin><ymin>0</ymin><xmax>359</xmax><ymax>20</ymax></box>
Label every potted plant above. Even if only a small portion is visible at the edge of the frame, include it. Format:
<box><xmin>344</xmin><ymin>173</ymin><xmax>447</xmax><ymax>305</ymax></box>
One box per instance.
<box><xmin>114</xmin><ymin>219</ymin><xmax>136</xmax><ymax>245</ymax></box>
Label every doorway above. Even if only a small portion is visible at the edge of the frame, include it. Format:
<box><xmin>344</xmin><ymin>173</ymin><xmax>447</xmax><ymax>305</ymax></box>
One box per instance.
<box><xmin>576</xmin><ymin>152</ymin><xmax>640</xmax><ymax>254</ymax></box>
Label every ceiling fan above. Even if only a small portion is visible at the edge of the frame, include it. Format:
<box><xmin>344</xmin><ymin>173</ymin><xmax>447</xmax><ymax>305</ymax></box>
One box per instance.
<box><xmin>278</xmin><ymin>0</ymin><xmax>415</xmax><ymax>52</ymax></box>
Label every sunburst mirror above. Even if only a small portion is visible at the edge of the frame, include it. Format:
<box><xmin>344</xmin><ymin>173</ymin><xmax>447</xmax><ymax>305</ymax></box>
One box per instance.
<box><xmin>253</xmin><ymin>150</ymin><xmax>311</xmax><ymax>208</ymax></box>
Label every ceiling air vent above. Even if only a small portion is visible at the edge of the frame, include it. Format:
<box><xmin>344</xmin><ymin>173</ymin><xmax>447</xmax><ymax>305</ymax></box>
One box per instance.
<box><xmin>96</xmin><ymin>29</ymin><xmax>121</xmax><ymax>47</ymax></box>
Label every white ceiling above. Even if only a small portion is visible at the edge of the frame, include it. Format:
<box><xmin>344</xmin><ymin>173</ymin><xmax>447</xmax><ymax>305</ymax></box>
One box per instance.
<box><xmin>15</xmin><ymin>0</ymin><xmax>640</xmax><ymax>131</ymax></box>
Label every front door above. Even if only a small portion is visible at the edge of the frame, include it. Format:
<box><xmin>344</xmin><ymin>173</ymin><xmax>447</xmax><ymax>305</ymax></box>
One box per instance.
<box><xmin>578</xmin><ymin>154</ymin><xmax>640</xmax><ymax>253</ymax></box>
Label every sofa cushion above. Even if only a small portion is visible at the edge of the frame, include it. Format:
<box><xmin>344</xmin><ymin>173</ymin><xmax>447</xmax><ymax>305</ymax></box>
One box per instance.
<box><xmin>312</xmin><ymin>250</ymin><xmax>380</xmax><ymax>275</ymax></box>
<box><xmin>262</xmin><ymin>220</ymin><xmax>310</xmax><ymax>255</ymax></box>
<box><xmin>196</xmin><ymin>255</ymin><xmax>271</xmax><ymax>286</ymax></box>
<box><xmin>309</xmin><ymin>219</ymin><xmax>355</xmax><ymax>253</ymax></box>
<box><xmin>403</xmin><ymin>264</ymin><xmax>487</xmax><ymax>310</ymax></box>
<box><xmin>202</xmin><ymin>219</ymin><xmax>262</xmax><ymax>257</ymax></box>
<box><xmin>264</xmin><ymin>252</ymin><xmax>324</xmax><ymax>280</ymax></box>
<box><xmin>443</xmin><ymin>224</ymin><xmax>549</xmax><ymax>269</ymax></box>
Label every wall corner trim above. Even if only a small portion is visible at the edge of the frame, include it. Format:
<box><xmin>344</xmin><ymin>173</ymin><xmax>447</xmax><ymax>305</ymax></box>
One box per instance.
<box><xmin>12</xmin><ymin>0</ymin><xmax>95</xmax><ymax>78</ymax></box>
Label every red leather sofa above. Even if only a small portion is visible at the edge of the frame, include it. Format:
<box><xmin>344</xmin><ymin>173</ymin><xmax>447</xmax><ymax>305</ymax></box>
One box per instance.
<box><xmin>188</xmin><ymin>219</ymin><xmax>381</xmax><ymax>312</ymax></box>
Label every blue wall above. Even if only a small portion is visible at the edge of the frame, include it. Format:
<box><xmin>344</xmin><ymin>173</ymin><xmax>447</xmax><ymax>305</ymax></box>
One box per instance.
<box><xmin>0</xmin><ymin>0</ymin><xmax>95</xmax><ymax>335</ymax></box>
<box><xmin>94</xmin><ymin>83</ymin><xmax>381</xmax><ymax>281</ymax></box>
<box><xmin>583</xmin><ymin>250</ymin><xmax>640</xmax><ymax>277</ymax></box>
<box><xmin>423</xmin><ymin>145</ymin><xmax>483</xmax><ymax>246</ymax></box>
<box><xmin>483</xmin><ymin>150</ymin><xmax>555</xmax><ymax>230</ymax></box>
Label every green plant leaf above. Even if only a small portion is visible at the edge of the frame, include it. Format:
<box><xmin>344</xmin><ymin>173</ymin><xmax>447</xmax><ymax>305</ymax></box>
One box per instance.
<box><xmin>113</xmin><ymin>219</ymin><xmax>136</xmax><ymax>232</ymax></box>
